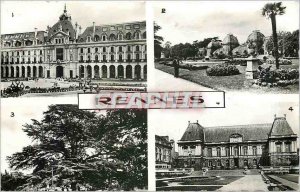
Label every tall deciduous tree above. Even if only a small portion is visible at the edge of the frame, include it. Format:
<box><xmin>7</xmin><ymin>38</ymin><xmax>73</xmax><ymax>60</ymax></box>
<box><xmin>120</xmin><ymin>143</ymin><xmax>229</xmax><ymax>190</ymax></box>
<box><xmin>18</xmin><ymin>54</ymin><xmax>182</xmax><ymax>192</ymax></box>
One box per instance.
<box><xmin>154</xmin><ymin>22</ymin><xmax>164</xmax><ymax>59</ymax></box>
<box><xmin>262</xmin><ymin>2</ymin><xmax>286</xmax><ymax>69</ymax></box>
<box><xmin>6</xmin><ymin>105</ymin><xmax>147</xmax><ymax>191</ymax></box>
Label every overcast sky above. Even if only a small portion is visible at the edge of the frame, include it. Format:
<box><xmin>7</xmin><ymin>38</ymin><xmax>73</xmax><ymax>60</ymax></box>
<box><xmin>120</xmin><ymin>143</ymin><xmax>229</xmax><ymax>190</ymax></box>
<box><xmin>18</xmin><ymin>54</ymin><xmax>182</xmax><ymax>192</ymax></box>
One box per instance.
<box><xmin>150</xmin><ymin>94</ymin><xmax>299</xmax><ymax>152</ymax></box>
<box><xmin>1</xmin><ymin>1</ymin><xmax>145</xmax><ymax>34</ymax></box>
<box><xmin>154</xmin><ymin>1</ymin><xmax>299</xmax><ymax>45</ymax></box>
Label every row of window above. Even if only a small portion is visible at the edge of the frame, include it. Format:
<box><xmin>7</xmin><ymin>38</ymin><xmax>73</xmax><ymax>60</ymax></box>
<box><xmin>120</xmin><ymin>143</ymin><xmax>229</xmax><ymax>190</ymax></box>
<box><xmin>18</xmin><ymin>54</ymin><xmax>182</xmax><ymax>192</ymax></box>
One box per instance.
<box><xmin>206</xmin><ymin>146</ymin><xmax>259</xmax><ymax>157</ymax></box>
<box><xmin>79</xmin><ymin>45</ymin><xmax>146</xmax><ymax>54</ymax></box>
<box><xmin>79</xmin><ymin>53</ymin><xmax>145</xmax><ymax>63</ymax></box>
<box><xmin>83</xmin><ymin>31</ymin><xmax>146</xmax><ymax>43</ymax></box>
<box><xmin>2</xmin><ymin>39</ymin><xmax>43</xmax><ymax>48</ymax></box>
<box><xmin>2</xmin><ymin>50</ymin><xmax>43</xmax><ymax>57</ymax></box>
<box><xmin>1</xmin><ymin>57</ymin><xmax>43</xmax><ymax>64</ymax></box>
<box><xmin>275</xmin><ymin>141</ymin><xmax>292</xmax><ymax>153</ymax></box>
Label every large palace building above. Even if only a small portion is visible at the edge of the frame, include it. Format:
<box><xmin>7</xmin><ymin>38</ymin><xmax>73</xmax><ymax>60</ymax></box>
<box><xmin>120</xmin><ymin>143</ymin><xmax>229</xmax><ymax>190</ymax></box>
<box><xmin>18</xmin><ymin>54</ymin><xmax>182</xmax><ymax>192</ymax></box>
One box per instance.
<box><xmin>1</xmin><ymin>5</ymin><xmax>147</xmax><ymax>80</ymax></box>
<box><xmin>177</xmin><ymin>115</ymin><xmax>298</xmax><ymax>170</ymax></box>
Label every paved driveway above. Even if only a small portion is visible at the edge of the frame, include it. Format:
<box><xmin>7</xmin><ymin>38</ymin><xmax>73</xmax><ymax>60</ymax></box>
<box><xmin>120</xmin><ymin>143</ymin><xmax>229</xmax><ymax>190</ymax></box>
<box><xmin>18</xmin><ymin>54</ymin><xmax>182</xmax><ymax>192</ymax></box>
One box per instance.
<box><xmin>218</xmin><ymin>175</ymin><xmax>268</xmax><ymax>191</ymax></box>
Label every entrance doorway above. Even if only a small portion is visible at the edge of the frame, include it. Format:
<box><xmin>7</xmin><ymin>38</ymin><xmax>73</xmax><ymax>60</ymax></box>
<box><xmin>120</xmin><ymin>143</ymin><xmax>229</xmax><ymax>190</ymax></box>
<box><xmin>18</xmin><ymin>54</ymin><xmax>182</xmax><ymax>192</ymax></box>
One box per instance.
<box><xmin>56</xmin><ymin>66</ymin><xmax>64</xmax><ymax>78</ymax></box>
<box><xmin>234</xmin><ymin>158</ymin><xmax>239</xmax><ymax>168</ymax></box>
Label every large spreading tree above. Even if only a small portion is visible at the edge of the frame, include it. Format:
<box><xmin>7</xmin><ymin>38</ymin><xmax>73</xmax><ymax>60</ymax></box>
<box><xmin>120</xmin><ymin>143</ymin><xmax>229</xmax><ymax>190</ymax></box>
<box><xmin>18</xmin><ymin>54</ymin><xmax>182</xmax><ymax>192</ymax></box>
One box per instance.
<box><xmin>6</xmin><ymin>105</ymin><xmax>147</xmax><ymax>191</ymax></box>
<box><xmin>262</xmin><ymin>2</ymin><xmax>286</xmax><ymax>69</ymax></box>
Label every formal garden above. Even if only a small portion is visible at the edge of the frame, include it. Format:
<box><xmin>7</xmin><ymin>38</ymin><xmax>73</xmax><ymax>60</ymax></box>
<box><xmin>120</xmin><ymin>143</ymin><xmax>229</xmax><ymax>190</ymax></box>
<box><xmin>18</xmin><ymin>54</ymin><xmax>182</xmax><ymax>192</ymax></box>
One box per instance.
<box><xmin>154</xmin><ymin>1</ymin><xmax>299</xmax><ymax>94</ymax></box>
<box><xmin>0</xmin><ymin>78</ymin><xmax>146</xmax><ymax>97</ymax></box>
<box><xmin>155</xmin><ymin>58</ymin><xmax>299</xmax><ymax>93</ymax></box>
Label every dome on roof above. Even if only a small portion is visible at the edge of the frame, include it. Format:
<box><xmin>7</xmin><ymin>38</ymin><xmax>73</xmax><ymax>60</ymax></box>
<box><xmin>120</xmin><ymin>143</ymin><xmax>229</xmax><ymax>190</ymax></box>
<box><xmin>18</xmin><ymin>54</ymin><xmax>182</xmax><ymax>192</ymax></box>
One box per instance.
<box><xmin>223</xmin><ymin>33</ymin><xmax>239</xmax><ymax>46</ymax></box>
<box><xmin>270</xmin><ymin>116</ymin><xmax>295</xmax><ymax>136</ymax></box>
<box><xmin>207</xmin><ymin>39</ymin><xmax>222</xmax><ymax>49</ymax></box>
<box><xmin>180</xmin><ymin>122</ymin><xmax>204</xmax><ymax>142</ymax></box>
<box><xmin>247</xmin><ymin>30</ymin><xmax>265</xmax><ymax>44</ymax></box>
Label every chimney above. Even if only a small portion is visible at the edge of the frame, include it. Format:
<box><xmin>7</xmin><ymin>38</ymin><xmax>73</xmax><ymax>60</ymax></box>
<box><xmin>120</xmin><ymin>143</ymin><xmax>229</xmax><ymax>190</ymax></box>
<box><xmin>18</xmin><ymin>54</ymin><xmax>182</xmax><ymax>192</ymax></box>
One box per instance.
<box><xmin>79</xmin><ymin>26</ymin><xmax>82</xmax><ymax>35</ymax></box>
<box><xmin>284</xmin><ymin>114</ymin><xmax>286</xmax><ymax>118</ymax></box>
<box><xmin>188</xmin><ymin>121</ymin><xmax>190</xmax><ymax>124</ymax></box>
<box><xmin>196</xmin><ymin>120</ymin><xmax>198</xmax><ymax>124</ymax></box>
<box><xmin>274</xmin><ymin>114</ymin><xmax>276</xmax><ymax>119</ymax></box>
<box><xmin>34</xmin><ymin>28</ymin><xmax>37</xmax><ymax>38</ymax></box>
<box><xmin>92</xmin><ymin>22</ymin><xmax>96</xmax><ymax>39</ymax></box>
<box><xmin>75</xmin><ymin>22</ymin><xmax>78</xmax><ymax>39</ymax></box>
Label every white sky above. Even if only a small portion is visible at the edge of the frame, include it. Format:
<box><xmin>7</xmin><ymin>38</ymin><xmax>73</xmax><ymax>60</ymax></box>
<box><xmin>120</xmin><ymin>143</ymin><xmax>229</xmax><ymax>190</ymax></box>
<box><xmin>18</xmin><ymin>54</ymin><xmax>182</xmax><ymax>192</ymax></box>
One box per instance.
<box><xmin>1</xmin><ymin>97</ymin><xmax>78</xmax><ymax>173</ymax></box>
<box><xmin>1</xmin><ymin>1</ymin><xmax>145</xmax><ymax>34</ymax></box>
<box><xmin>154</xmin><ymin>1</ymin><xmax>299</xmax><ymax>45</ymax></box>
<box><xmin>150</xmin><ymin>94</ymin><xmax>299</xmax><ymax>152</ymax></box>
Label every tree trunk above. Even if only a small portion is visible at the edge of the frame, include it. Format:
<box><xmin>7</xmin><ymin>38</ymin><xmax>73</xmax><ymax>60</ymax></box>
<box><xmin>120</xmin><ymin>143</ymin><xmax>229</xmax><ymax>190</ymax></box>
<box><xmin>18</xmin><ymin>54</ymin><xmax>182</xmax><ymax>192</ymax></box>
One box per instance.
<box><xmin>271</xmin><ymin>15</ymin><xmax>279</xmax><ymax>69</ymax></box>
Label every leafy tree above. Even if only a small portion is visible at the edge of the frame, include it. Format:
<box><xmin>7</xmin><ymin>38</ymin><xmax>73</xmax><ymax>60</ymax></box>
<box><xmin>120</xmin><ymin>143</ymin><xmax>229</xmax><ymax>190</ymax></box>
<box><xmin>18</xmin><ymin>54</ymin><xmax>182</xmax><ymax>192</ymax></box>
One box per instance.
<box><xmin>1</xmin><ymin>170</ymin><xmax>28</xmax><ymax>191</ymax></box>
<box><xmin>262</xmin><ymin>2</ymin><xmax>286</xmax><ymax>69</ymax></box>
<box><xmin>6</xmin><ymin>105</ymin><xmax>147</xmax><ymax>191</ymax></box>
<box><xmin>154</xmin><ymin>22</ymin><xmax>164</xmax><ymax>59</ymax></box>
<box><xmin>266</xmin><ymin>30</ymin><xmax>299</xmax><ymax>57</ymax></box>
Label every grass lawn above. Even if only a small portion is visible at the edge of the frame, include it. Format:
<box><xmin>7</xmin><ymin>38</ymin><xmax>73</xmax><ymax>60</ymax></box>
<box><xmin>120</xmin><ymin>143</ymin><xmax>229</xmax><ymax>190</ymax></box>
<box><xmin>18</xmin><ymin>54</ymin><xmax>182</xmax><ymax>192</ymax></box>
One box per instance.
<box><xmin>157</xmin><ymin>185</ymin><xmax>222</xmax><ymax>191</ymax></box>
<box><xmin>180</xmin><ymin>176</ymin><xmax>242</xmax><ymax>185</ymax></box>
<box><xmin>277</xmin><ymin>174</ymin><xmax>299</xmax><ymax>183</ymax></box>
<box><xmin>155</xmin><ymin>62</ymin><xmax>299</xmax><ymax>94</ymax></box>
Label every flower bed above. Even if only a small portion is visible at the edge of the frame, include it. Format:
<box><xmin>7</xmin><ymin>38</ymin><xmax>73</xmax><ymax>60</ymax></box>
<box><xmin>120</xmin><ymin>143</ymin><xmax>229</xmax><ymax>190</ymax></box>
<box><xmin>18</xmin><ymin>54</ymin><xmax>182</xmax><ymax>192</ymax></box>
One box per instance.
<box><xmin>253</xmin><ymin>68</ymin><xmax>299</xmax><ymax>87</ymax></box>
<box><xmin>206</xmin><ymin>63</ymin><xmax>240</xmax><ymax>76</ymax></box>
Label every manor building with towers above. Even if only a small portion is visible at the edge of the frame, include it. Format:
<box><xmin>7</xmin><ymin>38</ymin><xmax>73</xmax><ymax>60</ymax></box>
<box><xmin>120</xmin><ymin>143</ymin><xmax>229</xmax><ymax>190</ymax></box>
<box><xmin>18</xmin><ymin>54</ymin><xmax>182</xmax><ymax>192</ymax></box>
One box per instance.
<box><xmin>1</xmin><ymin>5</ymin><xmax>147</xmax><ymax>80</ymax></box>
<box><xmin>177</xmin><ymin>115</ymin><xmax>298</xmax><ymax>170</ymax></box>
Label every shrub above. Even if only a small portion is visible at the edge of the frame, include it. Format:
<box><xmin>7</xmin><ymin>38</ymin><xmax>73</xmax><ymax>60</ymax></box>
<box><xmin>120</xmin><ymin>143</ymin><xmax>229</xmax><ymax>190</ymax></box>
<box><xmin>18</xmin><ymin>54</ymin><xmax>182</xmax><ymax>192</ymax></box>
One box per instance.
<box><xmin>258</xmin><ymin>68</ymin><xmax>299</xmax><ymax>86</ymax></box>
<box><xmin>206</xmin><ymin>63</ymin><xmax>240</xmax><ymax>76</ymax></box>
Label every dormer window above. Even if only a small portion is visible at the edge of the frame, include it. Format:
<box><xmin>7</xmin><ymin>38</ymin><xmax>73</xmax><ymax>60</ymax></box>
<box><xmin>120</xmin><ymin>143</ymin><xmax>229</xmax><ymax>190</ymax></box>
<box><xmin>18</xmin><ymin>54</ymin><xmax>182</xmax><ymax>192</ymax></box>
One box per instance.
<box><xmin>87</xmin><ymin>36</ymin><xmax>91</xmax><ymax>42</ymax></box>
<box><xmin>102</xmin><ymin>35</ymin><xmax>107</xmax><ymax>41</ymax></box>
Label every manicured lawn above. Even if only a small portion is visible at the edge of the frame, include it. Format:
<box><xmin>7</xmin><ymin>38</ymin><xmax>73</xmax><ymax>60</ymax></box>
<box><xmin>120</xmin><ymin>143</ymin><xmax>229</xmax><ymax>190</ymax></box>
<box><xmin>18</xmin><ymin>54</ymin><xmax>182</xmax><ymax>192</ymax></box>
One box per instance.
<box><xmin>155</xmin><ymin>62</ymin><xmax>299</xmax><ymax>93</ymax></box>
<box><xmin>157</xmin><ymin>185</ymin><xmax>222</xmax><ymax>191</ymax></box>
<box><xmin>180</xmin><ymin>176</ymin><xmax>242</xmax><ymax>185</ymax></box>
<box><xmin>277</xmin><ymin>174</ymin><xmax>299</xmax><ymax>183</ymax></box>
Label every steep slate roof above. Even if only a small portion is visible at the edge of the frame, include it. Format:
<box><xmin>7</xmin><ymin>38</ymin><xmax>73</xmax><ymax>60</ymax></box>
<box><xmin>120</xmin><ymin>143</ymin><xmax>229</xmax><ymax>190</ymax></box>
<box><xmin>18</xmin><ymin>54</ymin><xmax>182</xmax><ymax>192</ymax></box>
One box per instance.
<box><xmin>48</xmin><ymin>19</ymin><xmax>76</xmax><ymax>41</ymax></box>
<box><xmin>180</xmin><ymin>123</ymin><xmax>205</xmax><ymax>142</ymax></box>
<box><xmin>204</xmin><ymin>124</ymin><xmax>272</xmax><ymax>143</ymax></box>
<box><xmin>269</xmin><ymin>117</ymin><xmax>295</xmax><ymax>136</ymax></box>
<box><xmin>78</xmin><ymin>21</ymin><xmax>146</xmax><ymax>42</ymax></box>
<box><xmin>1</xmin><ymin>31</ymin><xmax>46</xmax><ymax>42</ymax></box>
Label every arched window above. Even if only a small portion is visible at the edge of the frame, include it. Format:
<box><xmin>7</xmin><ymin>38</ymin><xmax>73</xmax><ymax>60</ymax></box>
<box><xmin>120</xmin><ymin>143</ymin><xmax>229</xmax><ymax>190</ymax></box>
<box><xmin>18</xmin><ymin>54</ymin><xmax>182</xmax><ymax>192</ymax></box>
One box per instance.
<box><xmin>87</xmin><ymin>48</ymin><xmax>90</xmax><ymax>53</ymax></box>
<box><xmin>136</xmin><ymin>45</ymin><xmax>140</xmax><ymax>51</ymax></box>
<box><xmin>127</xmin><ymin>45</ymin><xmax>131</xmax><ymax>52</ymax></box>
<box><xmin>109</xmin><ymin>34</ymin><xmax>116</xmax><ymax>41</ymax></box>
<box><xmin>102</xmin><ymin>35</ymin><xmax>107</xmax><ymax>41</ymax></box>
<box><xmin>111</xmin><ymin>55</ymin><xmax>114</xmax><ymax>61</ymax></box>
<box><xmin>119</xmin><ymin>46</ymin><xmax>122</xmax><ymax>52</ymax></box>
<box><xmin>94</xmin><ymin>35</ymin><xmax>100</xmax><ymax>41</ymax></box>
<box><xmin>217</xmin><ymin>147</ymin><xmax>221</xmax><ymax>157</ymax></box>
<box><xmin>243</xmin><ymin>146</ymin><xmax>248</xmax><ymax>155</ymax></box>
<box><xmin>125</xmin><ymin>32</ymin><xmax>131</xmax><ymax>40</ymax></box>
<box><xmin>252</xmin><ymin>146</ymin><xmax>257</xmax><ymax>155</ymax></box>
<box><xmin>207</xmin><ymin>148</ymin><xmax>212</xmax><ymax>157</ymax></box>
<box><xmin>95</xmin><ymin>55</ymin><xmax>99</xmax><ymax>62</ymax></box>
<box><xmin>119</xmin><ymin>54</ymin><xmax>122</xmax><ymax>61</ymax></box>
<box><xmin>118</xmin><ymin>33</ymin><xmax>123</xmax><ymax>40</ymax></box>
<box><xmin>142</xmin><ymin>32</ymin><xmax>146</xmax><ymax>39</ymax></box>
<box><xmin>95</xmin><ymin>48</ymin><xmax>98</xmax><ymax>53</ymax></box>
<box><xmin>111</xmin><ymin>47</ymin><xmax>114</xmax><ymax>53</ymax></box>
<box><xmin>103</xmin><ymin>47</ymin><xmax>106</xmax><ymax>52</ymax></box>
<box><xmin>134</xmin><ymin>31</ymin><xmax>140</xmax><ymax>39</ymax></box>
<box><xmin>80</xmin><ymin>48</ymin><xmax>83</xmax><ymax>53</ymax></box>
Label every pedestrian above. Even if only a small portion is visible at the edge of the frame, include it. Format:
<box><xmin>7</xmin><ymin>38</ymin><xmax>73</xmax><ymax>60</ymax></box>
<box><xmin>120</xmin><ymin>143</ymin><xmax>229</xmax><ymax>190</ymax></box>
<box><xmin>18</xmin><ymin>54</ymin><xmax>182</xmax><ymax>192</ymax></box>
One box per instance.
<box><xmin>173</xmin><ymin>57</ymin><xmax>179</xmax><ymax>78</ymax></box>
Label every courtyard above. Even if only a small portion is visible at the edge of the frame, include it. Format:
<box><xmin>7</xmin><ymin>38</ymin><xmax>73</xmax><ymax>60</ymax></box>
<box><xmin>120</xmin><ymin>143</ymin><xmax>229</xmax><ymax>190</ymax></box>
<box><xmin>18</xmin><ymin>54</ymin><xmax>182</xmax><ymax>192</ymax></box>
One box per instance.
<box><xmin>156</xmin><ymin>169</ymin><xmax>299</xmax><ymax>191</ymax></box>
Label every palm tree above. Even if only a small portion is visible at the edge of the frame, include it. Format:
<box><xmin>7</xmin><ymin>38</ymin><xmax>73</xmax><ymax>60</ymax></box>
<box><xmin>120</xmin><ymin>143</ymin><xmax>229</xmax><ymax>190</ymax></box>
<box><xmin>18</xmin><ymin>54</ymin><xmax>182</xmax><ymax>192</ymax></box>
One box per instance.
<box><xmin>262</xmin><ymin>2</ymin><xmax>286</xmax><ymax>69</ymax></box>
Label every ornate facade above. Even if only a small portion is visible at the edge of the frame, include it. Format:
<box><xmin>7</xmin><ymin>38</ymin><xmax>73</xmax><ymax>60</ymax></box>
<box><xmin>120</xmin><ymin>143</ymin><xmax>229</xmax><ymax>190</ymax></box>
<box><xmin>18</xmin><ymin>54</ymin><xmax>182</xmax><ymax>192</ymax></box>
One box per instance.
<box><xmin>177</xmin><ymin>116</ymin><xmax>298</xmax><ymax>170</ymax></box>
<box><xmin>1</xmin><ymin>5</ymin><xmax>147</xmax><ymax>80</ymax></box>
<box><xmin>156</xmin><ymin>135</ymin><xmax>175</xmax><ymax>169</ymax></box>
